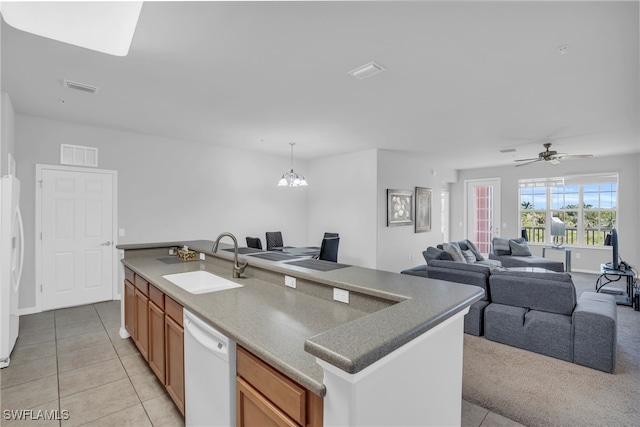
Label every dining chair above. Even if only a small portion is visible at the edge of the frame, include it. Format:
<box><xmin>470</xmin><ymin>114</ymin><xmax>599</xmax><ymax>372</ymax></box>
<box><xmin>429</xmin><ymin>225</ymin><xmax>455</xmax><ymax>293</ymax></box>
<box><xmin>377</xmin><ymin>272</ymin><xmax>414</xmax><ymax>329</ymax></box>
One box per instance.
<box><xmin>323</xmin><ymin>232</ymin><xmax>339</xmax><ymax>239</ymax></box>
<box><xmin>318</xmin><ymin>237</ymin><xmax>340</xmax><ymax>262</ymax></box>
<box><xmin>265</xmin><ymin>231</ymin><xmax>285</xmax><ymax>251</ymax></box>
<box><xmin>246</xmin><ymin>237</ymin><xmax>263</xmax><ymax>250</ymax></box>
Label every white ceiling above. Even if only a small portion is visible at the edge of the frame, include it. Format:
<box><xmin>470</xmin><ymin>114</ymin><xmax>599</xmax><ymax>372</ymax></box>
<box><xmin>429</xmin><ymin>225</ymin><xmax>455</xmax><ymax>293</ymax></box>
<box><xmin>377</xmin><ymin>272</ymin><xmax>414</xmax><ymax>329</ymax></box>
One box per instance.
<box><xmin>1</xmin><ymin>1</ymin><xmax>638</xmax><ymax>169</ymax></box>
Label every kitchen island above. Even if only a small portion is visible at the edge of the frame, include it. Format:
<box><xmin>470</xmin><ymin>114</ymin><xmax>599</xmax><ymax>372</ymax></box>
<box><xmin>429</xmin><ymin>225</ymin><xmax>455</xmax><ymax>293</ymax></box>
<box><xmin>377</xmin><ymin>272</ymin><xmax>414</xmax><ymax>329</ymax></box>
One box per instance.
<box><xmin>118</xmin><ymin>239</ymin><xmax>484</xmax><ymax>426</ymax></box>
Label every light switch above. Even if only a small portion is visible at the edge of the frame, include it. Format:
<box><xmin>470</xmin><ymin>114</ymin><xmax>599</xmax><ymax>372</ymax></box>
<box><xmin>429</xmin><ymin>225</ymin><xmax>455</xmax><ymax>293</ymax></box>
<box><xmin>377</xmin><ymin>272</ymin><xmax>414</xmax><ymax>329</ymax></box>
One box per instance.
<box><xmin>118</xmin><ymin>228</ymin><xmax>125</xmax><ymax>237</ymax></box>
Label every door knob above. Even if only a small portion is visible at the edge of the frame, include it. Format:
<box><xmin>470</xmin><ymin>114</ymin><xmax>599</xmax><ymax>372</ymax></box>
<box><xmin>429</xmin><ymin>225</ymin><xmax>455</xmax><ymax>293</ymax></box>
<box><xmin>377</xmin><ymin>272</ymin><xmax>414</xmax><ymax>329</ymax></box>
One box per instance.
<box><xmin>100</xmin><ymin>241</ymin><xmax>112</xmax><ymax>246</ymax></box>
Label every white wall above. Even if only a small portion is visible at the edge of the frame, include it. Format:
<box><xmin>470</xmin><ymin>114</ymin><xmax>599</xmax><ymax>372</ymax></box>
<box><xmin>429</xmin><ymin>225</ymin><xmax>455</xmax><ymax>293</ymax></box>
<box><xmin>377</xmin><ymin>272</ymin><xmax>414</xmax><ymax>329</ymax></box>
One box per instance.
<box><xmin>1</xmin><ymin>93</ymin><xmax>16</xmax><ymax>176</ymax></box>
<box><xmin>307</xmin><ymin>150</ymin><xmax>378</xmax><ymax>268</ymax></box>
<box><xmin>376</xmin><ymin>150</ymin><xmax>457</xmax><ymax>273</ymax></box>
<box><xmin>15</xmin><ymin>114</ymin><xmax>309</xmax><ymax>310</ymax></box>
<box><xmin>450</xmin><ymin>154</ymin><xmax>640</xmax><ymax>273</ymax></box>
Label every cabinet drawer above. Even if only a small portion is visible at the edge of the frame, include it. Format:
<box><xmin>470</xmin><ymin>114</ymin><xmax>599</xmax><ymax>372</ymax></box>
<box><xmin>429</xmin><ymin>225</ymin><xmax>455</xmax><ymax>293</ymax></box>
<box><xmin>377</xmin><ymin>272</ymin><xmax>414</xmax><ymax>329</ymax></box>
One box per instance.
<box><xmin>237</xmin><ymin>346</ymin><xmax>306</xmax><ymax>425</ymax></box>
<box><xmin>165</xmin><ymin>296</ymin><xmax>183</xmax><ymax>326</ymax></box>
<box><xmin>134</xmin><ymin>274</ymin><xmax>149</xmax><ymax>296</ymax></box>
<box><xmin>125</xmin><ymin>267</ymin><xmax>135</xmax><ymax>284</ymax></box>
<box><xmin>149</xmin><ymin>284</ymin><xmax>164</xmax><ymax>309</ymax></box>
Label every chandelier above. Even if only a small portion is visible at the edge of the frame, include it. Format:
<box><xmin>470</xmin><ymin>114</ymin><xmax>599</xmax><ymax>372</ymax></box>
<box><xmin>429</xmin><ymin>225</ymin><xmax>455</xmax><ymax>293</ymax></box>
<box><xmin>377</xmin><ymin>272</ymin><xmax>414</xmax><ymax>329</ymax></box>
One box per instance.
<box><xmin>277</xmin><ymin>142</ymin><xmax>308</xmax><ymax>187</ymax></box>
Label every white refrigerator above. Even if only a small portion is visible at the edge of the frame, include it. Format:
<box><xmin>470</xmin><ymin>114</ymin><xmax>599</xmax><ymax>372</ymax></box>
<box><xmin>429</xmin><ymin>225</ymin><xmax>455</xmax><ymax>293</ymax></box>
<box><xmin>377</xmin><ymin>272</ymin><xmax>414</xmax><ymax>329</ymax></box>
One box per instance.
<box><xmin>1</xmin><ymin>175</ymin><xmax>24</xmax><ymax>368</ymax></box>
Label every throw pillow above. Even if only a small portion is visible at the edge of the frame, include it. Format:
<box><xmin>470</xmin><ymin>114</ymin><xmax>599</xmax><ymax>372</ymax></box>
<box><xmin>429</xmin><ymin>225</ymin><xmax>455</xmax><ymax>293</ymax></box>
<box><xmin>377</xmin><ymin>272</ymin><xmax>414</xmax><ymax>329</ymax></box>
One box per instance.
<box><xmin>509</xmin><ymin>239</ymin><xmax>532</xmax><ymax>256</ymax></box>
<box><xmin>492</xmin><ymin>237</ymin><xmax>511</xmax><ymax>256</ymax></box>
<box><xmin>423</xmin><ymin>247</ymin><xmax>444</xmax><ymax>263</ymax></box>
<box><xmin>462</xmin><ymin>249</ymin><xmax>477</xmax><ymax>264</ymax></box>
<box><xmin>443</xmin><ymin>243</ymin><xmax>466</xmax><ymax>263</ymax></box>
<box><xmin>464</xmin><ymin>239</ymin><xmax>484</xmax><ymax>261</ymax></box>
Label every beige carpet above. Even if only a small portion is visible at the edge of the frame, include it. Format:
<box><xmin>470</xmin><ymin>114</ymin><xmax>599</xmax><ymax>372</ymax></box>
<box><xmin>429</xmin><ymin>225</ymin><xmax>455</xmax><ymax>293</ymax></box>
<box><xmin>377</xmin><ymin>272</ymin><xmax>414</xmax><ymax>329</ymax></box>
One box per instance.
<box><xmin>462</xmin><ymin>272</ymin><xmax>640</xmax><ymax>426</ymax></box>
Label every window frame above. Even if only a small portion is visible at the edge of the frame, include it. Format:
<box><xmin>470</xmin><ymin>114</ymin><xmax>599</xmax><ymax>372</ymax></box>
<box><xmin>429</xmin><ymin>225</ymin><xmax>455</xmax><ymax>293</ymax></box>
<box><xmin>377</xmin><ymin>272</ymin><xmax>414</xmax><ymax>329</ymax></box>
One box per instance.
<box><xmin>518</xmin><ymin>174</ymin><xmax>618</xmax><ymax>247</ymax></box>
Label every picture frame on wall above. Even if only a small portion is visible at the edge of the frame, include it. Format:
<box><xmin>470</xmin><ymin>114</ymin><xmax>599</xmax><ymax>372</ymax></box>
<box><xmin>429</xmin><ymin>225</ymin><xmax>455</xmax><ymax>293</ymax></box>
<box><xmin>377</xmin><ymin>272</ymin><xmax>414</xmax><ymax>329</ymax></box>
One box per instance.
<box><xmin>415</xmin><ymin>186</ymin><xmax>432</xmax><ymax>233</ymax></box>
<box><xmin>387</xmin><ymin>189</ymin><xmax>414</xmax><ymax>226</ymax></box>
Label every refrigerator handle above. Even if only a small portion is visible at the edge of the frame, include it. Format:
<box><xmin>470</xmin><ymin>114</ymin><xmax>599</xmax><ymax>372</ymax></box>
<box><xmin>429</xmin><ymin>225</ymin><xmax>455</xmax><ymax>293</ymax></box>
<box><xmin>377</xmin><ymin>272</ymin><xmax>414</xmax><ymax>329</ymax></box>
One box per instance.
<box><xmin>13</xmin><ymin>206</ymin><xmax>24</xmax><ymax>293</ymax></box>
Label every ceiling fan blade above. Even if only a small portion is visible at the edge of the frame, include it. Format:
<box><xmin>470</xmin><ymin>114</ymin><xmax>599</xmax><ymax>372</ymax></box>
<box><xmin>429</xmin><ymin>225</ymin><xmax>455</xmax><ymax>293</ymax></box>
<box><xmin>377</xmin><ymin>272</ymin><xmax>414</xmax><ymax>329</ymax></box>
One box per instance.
<box><xmin>515</xmin><ymin>159</ymin><xmax>542</xmax><ymax>167</ymax></box>
<box><xmin>548</xmin><ymin>158</ymin><xmax>562</xmax><ymax>165</ymax></box>
<box><xmin>514</xmin><ymin>157</ymin><xmax>541</xmax><ymax>162</ymax></box>
<box><xmin>559</xmin><ymin>154</ymin><xmax>593</xmax><ymax>159</ymax></box>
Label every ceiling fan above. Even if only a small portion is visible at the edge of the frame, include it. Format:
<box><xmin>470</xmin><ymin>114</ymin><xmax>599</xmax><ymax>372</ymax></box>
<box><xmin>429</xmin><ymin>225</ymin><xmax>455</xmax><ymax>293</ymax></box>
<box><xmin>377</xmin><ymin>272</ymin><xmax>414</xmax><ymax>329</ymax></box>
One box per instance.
<box><xmin>514</xmin><ymin>142</ymin><xmax>593</xmax><ymax>167</ymax></box>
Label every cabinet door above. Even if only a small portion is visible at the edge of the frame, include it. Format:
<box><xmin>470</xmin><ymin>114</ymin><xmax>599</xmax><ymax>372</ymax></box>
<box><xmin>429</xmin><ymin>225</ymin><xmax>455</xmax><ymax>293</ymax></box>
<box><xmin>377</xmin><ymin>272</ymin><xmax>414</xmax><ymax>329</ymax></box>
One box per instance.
<box><xmin>134</xmin><ymin>289</ymin><xmax>149</xmax><ymax>361</ymax></box>
<box><xmin>165</xmin><ymin>314</ymin><xmax>185</xmax><ymax>416</ymax></box>
<box><xmin>237</xmin><ymin>377</ymin><xmax>298</xmax><ymax>427</ymax></box>
<box><xmin>148</xmin><ymin>301</ymin><xmax>165</xmax><ymax>383</ymax></box>
<box><xmin>124</xmin><ymin>280</ymin><xmax>135</xmax><ymax>338</ymax></box>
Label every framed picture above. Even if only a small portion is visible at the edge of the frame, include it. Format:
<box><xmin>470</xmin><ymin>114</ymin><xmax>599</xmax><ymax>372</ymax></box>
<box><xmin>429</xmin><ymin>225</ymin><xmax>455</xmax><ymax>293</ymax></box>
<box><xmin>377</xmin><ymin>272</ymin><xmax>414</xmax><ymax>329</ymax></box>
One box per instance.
<box><xmin>415</xmin><ymin>187</ymin><xmax>432</xmax><ymax>233</ymax></box>
<box><xmin>387</xmin><ymin>189</ymin><xmax>414</xmax><ymax>226</ymax></box>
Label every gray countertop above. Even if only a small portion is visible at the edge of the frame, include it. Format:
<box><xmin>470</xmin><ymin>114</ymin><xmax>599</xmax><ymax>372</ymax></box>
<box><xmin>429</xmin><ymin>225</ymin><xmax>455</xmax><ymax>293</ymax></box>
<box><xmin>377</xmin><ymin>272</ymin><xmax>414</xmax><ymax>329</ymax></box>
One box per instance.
<box><xmin>118</xmin><ymin>239</ymin><xmax>483</xmax><ymax>397</ymax></box>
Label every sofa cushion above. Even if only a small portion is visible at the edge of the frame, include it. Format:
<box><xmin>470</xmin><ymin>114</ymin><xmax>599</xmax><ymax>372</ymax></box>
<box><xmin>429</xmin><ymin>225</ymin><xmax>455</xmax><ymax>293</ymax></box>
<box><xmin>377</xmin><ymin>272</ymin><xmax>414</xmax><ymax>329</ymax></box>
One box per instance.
<box><xmin>443</xmin><ymin>242</ymin><xmax>466</xmax><ymax>262</ymax></box>
<box><xmin>462</xmin><ymin>249</ymin><xmax>477</xmax><ymax>263</ymax></box>
<box><xmin>509</xmin><ymin>239</ymin><xmax>532</xmax><ymax>256</ymax></box>
<box><xmin>428</xmin><ymin>259</ymin><xmax>491</xmax><ymax>275</ymax></box>
<box><xmin>464</xmin><ymin>239</ymin><xmax>484</xmax><ymax>261</ymax></box>
<box><xmin>492</xmin><ymin>237</ymin><xmax>511</xmax><ymax>255</ymax></box>
<box><xmin>422</xmin><ymin>246</ymin><xmax>453</xmax><ymax>263</ymax></box>
<box><xmin>489</xmin><ymin>270</ymin><xmax>576</xmax><ymax>315</ymax></box>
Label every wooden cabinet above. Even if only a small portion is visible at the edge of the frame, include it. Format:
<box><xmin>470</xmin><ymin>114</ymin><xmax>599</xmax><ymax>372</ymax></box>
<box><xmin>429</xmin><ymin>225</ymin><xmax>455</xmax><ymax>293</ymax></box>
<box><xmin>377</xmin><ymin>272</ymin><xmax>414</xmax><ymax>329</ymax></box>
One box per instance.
<box><xmin>236</xmin><ymin>346</ymin><xmax>323</xmax><ymax>427</ymax></box>
<box><xmin>148</xmin><ymin>294</ymin><xmax>165</xmax><ymax>382</ymax></box>
<box><xmin>133</xmin><ymin>274</ymin><xmax>150</xmax><ymax>360</ymax></box>
<box><xmin>165</xmin><ymin>306</ymin><xmax>185</xmax><ymax>415</ymax></box>
<box><xmin>123</xmin><ymin>269</ymin><xmax>185</xmax><ymax>417</ymax></box>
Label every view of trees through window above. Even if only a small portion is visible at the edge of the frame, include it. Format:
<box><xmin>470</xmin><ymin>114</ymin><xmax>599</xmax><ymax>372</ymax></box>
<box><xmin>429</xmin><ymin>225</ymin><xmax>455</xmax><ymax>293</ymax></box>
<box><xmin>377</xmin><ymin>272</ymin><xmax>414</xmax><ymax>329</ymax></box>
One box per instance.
<box><xmin>519</xmin><ymin>176</ymin><xmax>617</xmax><ymax>246</ymax></box>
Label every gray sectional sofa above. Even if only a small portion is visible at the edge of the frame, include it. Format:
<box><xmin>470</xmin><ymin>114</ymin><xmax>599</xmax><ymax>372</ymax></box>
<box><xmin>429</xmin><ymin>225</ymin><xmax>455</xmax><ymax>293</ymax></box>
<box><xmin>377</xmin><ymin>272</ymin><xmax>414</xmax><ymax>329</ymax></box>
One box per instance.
<box><xmin>489</xmin><ymin>237</ymin><xmax>564</xmax><ymax>272</ymax></box>
<box><xmin>486</xmin><ymin>269</ymin><xmax>617</xmax><ymax>373</ymax></box>
<box><xmin>402</xmin><ymin>253</ymin><xmax>618</xmax><ymax>373</ymax></box>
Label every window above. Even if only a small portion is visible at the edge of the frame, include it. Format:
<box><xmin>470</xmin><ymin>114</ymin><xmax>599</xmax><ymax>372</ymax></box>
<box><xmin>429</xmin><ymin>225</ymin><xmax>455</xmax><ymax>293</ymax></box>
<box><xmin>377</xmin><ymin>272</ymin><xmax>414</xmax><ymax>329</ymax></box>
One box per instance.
<box><xmin>519</xmin><ymin>174</ymin><xmax>617</xmax><ymax>246</ymax></box>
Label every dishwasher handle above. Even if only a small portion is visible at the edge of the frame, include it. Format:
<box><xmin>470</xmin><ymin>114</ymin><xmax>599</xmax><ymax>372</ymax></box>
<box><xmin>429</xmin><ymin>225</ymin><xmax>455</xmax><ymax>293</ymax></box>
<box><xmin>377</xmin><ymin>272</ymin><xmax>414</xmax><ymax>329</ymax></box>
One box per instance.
<box><xmin>185</xmin><ymin>318</ymin><xmax>230</xmax><ymax>361</ymax></box>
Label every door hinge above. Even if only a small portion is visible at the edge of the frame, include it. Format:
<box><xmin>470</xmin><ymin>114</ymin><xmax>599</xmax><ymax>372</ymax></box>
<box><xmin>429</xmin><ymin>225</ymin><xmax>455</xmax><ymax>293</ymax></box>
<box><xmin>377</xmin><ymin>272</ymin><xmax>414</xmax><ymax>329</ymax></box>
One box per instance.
<box><xmin>40</xmin><ymin>284</ymin><xmax>43</xmax><ymax>292</ymax></box>
<box><xmin>40</xmin><ymin>232</ymin><xmax>43</xmax><ymax>240</ymax></box>
<box><xmin>38</xmin><ymin>180</ymin><xmax>43</xmax><ymax>188</ymax></box>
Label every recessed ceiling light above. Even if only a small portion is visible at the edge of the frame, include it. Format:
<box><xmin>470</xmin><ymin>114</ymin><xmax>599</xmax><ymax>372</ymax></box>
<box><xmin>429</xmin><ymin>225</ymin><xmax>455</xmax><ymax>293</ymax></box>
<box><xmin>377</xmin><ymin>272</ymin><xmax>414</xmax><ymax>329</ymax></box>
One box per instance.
<box><xmin>0</xmin><ymin>2</ymin><xmax>143</xmax><ymax>56</ymax></box>
<box><xmin>348</xmin><ymin>62</ymin><xmax>386</xmax><ymax>80</ymax></box>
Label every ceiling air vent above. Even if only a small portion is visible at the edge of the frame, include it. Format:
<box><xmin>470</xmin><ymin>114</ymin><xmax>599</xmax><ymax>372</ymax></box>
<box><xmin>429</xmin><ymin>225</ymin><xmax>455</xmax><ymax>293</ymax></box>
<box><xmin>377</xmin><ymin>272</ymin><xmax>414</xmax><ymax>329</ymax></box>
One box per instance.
<box><xmin>63</xmin><ymin>79</ymin><xmax>99</xmax><ymax>94</ymax></box>
<box><xmin>348</xmin><ymin>61</ymin><xmax>386</xmax><ymax>80</ymax></box>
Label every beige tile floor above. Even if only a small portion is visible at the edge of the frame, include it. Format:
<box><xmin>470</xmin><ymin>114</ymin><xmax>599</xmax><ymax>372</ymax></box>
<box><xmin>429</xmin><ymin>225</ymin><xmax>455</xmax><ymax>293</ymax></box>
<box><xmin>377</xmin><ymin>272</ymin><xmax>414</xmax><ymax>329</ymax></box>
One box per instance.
<box><xmin>0</xmin><ymin>301</ymin><xmax>524</xmax><ymax>427</ymax></box>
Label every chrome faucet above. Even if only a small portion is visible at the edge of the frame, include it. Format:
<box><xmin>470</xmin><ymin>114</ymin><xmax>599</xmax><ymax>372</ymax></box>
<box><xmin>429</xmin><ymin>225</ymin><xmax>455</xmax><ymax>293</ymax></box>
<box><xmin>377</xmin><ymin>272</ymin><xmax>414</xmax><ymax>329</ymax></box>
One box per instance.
<box><xmin>212</xmin><ymin>232</ymin><xmax>248</xmax><ymax>278</ymax></box>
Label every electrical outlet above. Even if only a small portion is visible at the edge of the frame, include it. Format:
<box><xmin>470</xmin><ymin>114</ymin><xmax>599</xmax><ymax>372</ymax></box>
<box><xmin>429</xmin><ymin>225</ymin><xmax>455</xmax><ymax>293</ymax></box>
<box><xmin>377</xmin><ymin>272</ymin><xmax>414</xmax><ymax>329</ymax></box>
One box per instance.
<box><xmin>199</xmin><ymin>252</ymin><xmax>205</xmax><ymax>260</ymax></box>
<box><xmin>408</xmin><ymin>253</ymin><xmax>414</xmax><ymax>261</ymax></box>
<box><xmin>285</xmin><ymin>275</ymin><xmax>296</xmax><ymax>288</ymax></box>
<box><xmin>575</xmin><ymin>253</ymin><xmax>581</xmax><ymax>259</ymax></box>
<box><xmin>333</xmin><ymin>288</ymin><xmax>349</xmax><ymax>304</ymax></box>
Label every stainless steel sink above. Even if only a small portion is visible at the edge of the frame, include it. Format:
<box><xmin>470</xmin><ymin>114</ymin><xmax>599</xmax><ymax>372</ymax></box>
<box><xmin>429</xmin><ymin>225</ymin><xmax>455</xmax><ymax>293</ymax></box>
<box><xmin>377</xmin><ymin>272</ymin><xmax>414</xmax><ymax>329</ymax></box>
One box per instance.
<box><xmin>162</xmin><ymin>271</ymin><xmax>243</xmax><ymax>294</ymax></box>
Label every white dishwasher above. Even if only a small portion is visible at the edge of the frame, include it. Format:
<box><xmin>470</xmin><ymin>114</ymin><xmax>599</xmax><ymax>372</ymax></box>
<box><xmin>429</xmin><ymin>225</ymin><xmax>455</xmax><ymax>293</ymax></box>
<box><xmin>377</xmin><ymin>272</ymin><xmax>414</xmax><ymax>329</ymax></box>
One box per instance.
<box><xmin>184</xmin><ymin>309</ymin><xmax>236</xmax><ymax>427</ymax></box>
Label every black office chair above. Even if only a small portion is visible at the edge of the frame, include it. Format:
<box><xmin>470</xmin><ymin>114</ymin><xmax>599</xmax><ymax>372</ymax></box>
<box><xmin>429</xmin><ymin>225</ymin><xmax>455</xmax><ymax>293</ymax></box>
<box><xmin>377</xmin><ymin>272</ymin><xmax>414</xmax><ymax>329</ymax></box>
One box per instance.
<box><xmin>323</xmin><ymin>232</ymin><xmax>339</xmax><ymax>239</ymax></box>
<box><xmin>318</xmin><ymin>237</ymin><xmax>340</xmax><ymax>262</ymax></box>
<box><xmin>265</xmin><ymin>231</ymin><xmax>284</xmax><ymax>251</ymax></box>
<box><xmin>246</xmin><ymin>237</ymin><xmax>262</xmax><ymax>250</ymax></box>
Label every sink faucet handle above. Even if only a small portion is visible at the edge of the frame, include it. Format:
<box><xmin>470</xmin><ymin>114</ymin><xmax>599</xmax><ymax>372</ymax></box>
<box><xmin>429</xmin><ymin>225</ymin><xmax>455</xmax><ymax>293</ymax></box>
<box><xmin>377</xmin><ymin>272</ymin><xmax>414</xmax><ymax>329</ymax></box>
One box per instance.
<box><xmin>235</xmin><ymin>260</ymin><xmax>248</xmax><ymax>276</ymax></box>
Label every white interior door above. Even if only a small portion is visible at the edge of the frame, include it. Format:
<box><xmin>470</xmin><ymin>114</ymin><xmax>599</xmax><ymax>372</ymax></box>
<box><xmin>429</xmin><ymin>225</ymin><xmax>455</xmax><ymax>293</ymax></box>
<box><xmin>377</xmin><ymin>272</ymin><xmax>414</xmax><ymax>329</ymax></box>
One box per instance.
<box><xmin>465</xmin><ymin>179</ymin><xmax>501</xmax><ymax>255</ymax></box>
<box><xmin>41</xmin><ymin>168</ymin><xmax>114</xmax><ymax>310</ymax></box>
